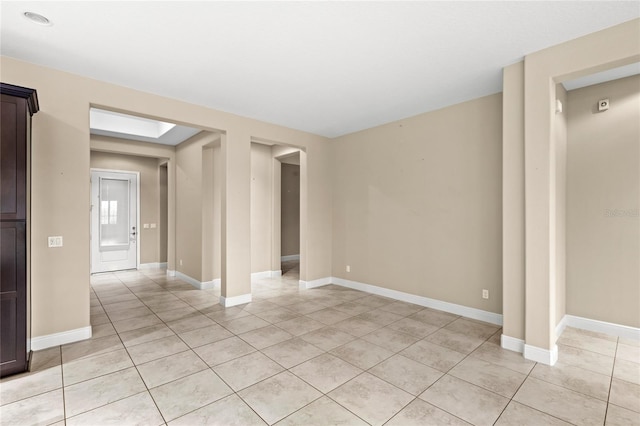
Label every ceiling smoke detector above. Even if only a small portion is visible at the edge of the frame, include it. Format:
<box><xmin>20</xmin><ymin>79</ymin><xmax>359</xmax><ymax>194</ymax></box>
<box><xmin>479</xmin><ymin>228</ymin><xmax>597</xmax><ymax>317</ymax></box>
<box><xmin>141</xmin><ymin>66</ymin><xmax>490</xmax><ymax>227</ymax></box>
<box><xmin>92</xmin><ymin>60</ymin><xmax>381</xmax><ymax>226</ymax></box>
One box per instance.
<box><xmin>23</xmin><ymin>12</ymin><xmax>52</xmax><ymax>26</ymax></box>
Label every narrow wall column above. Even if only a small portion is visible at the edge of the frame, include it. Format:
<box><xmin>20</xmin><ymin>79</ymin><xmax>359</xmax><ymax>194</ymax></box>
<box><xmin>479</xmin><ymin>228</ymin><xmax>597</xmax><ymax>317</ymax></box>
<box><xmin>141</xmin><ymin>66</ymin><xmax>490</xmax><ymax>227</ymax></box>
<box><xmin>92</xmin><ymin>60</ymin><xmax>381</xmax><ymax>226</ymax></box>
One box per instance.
<box><xmin>167</xmin><ymin>158</ymin><xmax>176</xmax><ymax>273</ymax></box>
<box><xmin>220</xmin><ymin>132</ymin><xmax>252</xmax><ymax>306</ymax></box>
<box><xmin>501</xmin><ymin>61</ymin><xmax>526</xmax><ymax>352</ymax></box>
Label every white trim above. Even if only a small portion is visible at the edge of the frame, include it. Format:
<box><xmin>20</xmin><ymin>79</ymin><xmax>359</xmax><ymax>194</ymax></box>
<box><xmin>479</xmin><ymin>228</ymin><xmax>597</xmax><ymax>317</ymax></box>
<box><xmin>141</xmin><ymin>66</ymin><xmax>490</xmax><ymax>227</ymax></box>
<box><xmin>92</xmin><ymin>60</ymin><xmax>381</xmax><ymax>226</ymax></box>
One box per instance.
<box><xmin>251</xmin><ymin>270</ymin><xmax>283</xmax><ymax>280</ymax></box>
<box><xmin>331</xmin><ymin>277</ymin><xmax>503</xmax><ymax>326</ymax></box>
<box><xmin>281</xmin><ymin>254</ymin><xmax>300</xmax><ymax>262</ymax></box>
<box><xmin>299</xmin><ymin>277</ymin><xmax>332</xmax><ymax>290</ymax></box>
<box><xmin>220</xmin><ymin>293</ymin><xmax>252</xmax><ymax>307</ymax></box>
<box><xmin>555</xmin><ymin>315</ymin><xmax>568</xmax><ymax>339</ymax></box>
<box><xmin>31</xmin><ymin>326</ymin><xmax>92</xmax><ymax>351</ymax></box>
<box><xmin>524</xmin><ymin>344</ymin><xmax>558</xmax><ymax>366</ymax></box>
<box><xmin>138</xmin><ymin>262</ymin><xmax>167</xmax><ymax>270</ymax></box>
<box><xmin>166</xmin><ymin>269</ymin><xmax>176</xmax><ymax>277</ymax></box>
<box><xmin>175</xmin><ymin>271</ymin><xmax>219</xmax><ymax>290</ymax></box>
<box><xmin>559</xmin><ymin>314</ymin><xmax>640</xmax><ymax>341</ymax></box>
<box><xmin>501</xmin><ymin>334</ymin><xmax>525</xmax><ymax>353</ymax></box>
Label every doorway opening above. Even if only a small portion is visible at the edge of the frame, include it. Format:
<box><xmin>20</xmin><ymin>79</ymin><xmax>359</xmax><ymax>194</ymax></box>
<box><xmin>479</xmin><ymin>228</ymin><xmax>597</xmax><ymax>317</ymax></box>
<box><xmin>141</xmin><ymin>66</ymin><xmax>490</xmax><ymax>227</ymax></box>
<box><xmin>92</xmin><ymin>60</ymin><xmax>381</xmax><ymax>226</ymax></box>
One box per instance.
<box><xmin>279</xmin><ymin>153</ymin><xmax>300</xmax><ymax>279</ymax></box>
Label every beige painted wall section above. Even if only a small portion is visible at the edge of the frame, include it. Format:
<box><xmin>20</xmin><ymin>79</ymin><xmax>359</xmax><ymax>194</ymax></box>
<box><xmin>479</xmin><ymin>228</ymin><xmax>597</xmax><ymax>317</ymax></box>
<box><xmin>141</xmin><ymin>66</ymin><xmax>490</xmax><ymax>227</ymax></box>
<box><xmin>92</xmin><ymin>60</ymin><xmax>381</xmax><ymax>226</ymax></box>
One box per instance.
<box><xmin>523</xmin><ymin>19</ymin><xmax>639</xmax><ymax>351</ymax></box>
<box><xmin>566</xmin><ymin>75</ymin><xmax>640</xmax><ymax>327</ymax></box>
<box><xmin>175</xmin><ymin>132</ymin><xmax>219</xmax><ymax>282</ymax></box>
<box><xmin>90</xmin><ymin>150</ymin><xmax>162</xmax><ymax>264</ymax></box>
<box><xmin>1</xmin><ymin>56</ymin><xmax>331</xmax><ymax>339</ymax></box>
<box><xmin>554</xmin><ymin>84</ymin><xmax>568</xmax><ymax>326</ymax></box>
<box><xmin>332</xmin><ymin>93</ymin><xmax>503</xmax><ymax>313</ymax></box>
<box><xmin>502</xmin><ymin>61</ymin><xmax>525</xmax><ymax>339</ymax></box>
<box><xmin>281</xmin><ymin>164</ymin><xmax>301</xmax><ymax>257</ymax></box>
<box><xmin>251</xmin><ymin>143</ymin><xmax>273</xmax><ymax>273</ymax></box>
<box><xmin>159</xmin><ymin>163</ymin><xmax>168</xmax><ymax>263</ymax></box>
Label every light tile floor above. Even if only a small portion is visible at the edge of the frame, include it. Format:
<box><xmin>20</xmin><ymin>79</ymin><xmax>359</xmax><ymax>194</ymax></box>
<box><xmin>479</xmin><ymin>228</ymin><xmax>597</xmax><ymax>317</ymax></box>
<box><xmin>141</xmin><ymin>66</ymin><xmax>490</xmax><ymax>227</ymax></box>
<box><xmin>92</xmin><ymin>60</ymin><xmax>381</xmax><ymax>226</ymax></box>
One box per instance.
<box><xmin>1</xmin><ymin>262</ymin><xmax>639</xmax><ymax>425</ymax></box>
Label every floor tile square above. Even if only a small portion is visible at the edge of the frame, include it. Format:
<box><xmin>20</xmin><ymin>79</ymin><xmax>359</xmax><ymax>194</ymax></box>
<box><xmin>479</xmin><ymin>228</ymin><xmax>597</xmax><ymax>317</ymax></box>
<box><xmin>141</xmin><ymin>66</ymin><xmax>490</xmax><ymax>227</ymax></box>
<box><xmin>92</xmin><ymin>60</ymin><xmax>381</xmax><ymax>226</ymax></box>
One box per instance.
<box><xmin>150</xmin><ymin>369</ymin><xmax>233</xmax><ymax>421</ymax></box>
<box><xmin>277</xmin><ymin>396</ymin><xmax>368</xmax><ymax>426</ymax></box>
<box><xmin>513</xmin><ymin>377</ymin><xmax>607</xmax><ymax>425</ymax></box>
<box><xmin>290</xmin><ymin>353</ymin><xmax>362</xmax><ymax>393</ymax></box>
<box><xmin>332</xmin><ymin>316</ymin><xmax>382</xmax><ymax>337</ymax></box>
<box><xmin>61</xmin><ymin>335</ymin><xmax>124</xmax><ymax>363</ymax></box>
<box><xmin>361</xmin><ymin>326</ymin><xmax>420</xmax><ymax>353</ymax></box>
<box><xmin>409</xmin><ymin>308</ymin><xmax>459</xmax><ymax>327</ymax></box>
<box><xmin>386</xmin><ymin>399</ymin><xmax>470</xmax><ymax>426</ymax></box>
<box><xmin>168</xmin><ymin>394</ymin><xmax>266</xmax><ymax>426</ymax></box>
<box><xmin>401</xmin><ymin>339</ymin><xmax>466</xmax><ymax>372</ymax></box>
<box><xmin>193</xmin><ymin>336</ymin><xmax>256</xmax><ymax>366</ymax></box>
<box><xmin>65</xmin><ymin>391</ymin><xmax>164</xmax><ymax>426</ymax></box>
<box><xmin>300</xmin><ymin>326</ymin><xmax>356</xmax><ymax>351</ymax></box>
<box><xmin>126</xmin><ymin>335</ymin><xmax>190</xmax><ymax>365</ymax></box>
<box><xmin>387</xmin><ymin>317</ymin><xmax>440</xmax><ymax>338</ymax></box>
<box><xmin>254</xmin><ymin>307</ymin><xmax>300</xmax><ymax>323</ymax></box>
<box><xmin>238</xmin><ymin>324</ymin><xmax>293</xmax><ymax>350</ymax></box>
<box><xmin>0</xmin><ymin>388</ymin><xmax>64</xmax><ymax>426</ymax></box>
<box><xmin>112</xmin><ymin>313</ymin><xmax>163</xmax><ymax>333</ymax></box>
<box><xmin>0</xmin><ymin>364</ymin><xmax>62</xmax><ymax>406</ymax></box>
<box><xmin>530</xmin><ymin>362</ymin><xmax>611</xmax><ymax>400</ymax></box>
<box><xmin>166</xmin><ymin>313</ymin><xmax>217</xmax><ymax>334</ymax></box>
<box><xmin>449</xmin><ymin>356</ymin><xmax>528</xmax><ymax>398</ymax></box>
<box><xmin>137</xmin><ymin>350</ymin><xmax>208</xmax><ymax>388</ymax></box>
<box><xmin>64</xmin><ymin>367</ymin><xmax>146</xmax><ymax>418</ymax></box>
<box><xmin>238</xmin><ymin>371</ymin><xmax>322</xmax><ymax>424</ymax></box>
<box><xmin>305</xmin><ymin>307</ymin><xmax>354</xmax><ymax>325</ymax></box>
<box><xmin>495</xmin><ymin>401</ymin><xmax>572</xmax><ymax>426</ymax></box>
<box><xmin>63</xmin><ymin>348</ymin><xmax>133</xmax><ymax>386</ymax></box>
<box><xmin>213</xmin><ymin>351</ymin><xmax>284</xmax><ymax>391</ymax></box>
<box><xmin>178</xmin><ymin>323</ymin><xmax>233</xmax><ymax>348</ymax></box>
<box><xmin>609</xmin><ymin>378</ymin><xmax>640</xmax><ymax>413</ymax></box>
<box><xmin>472</xmin><ymin>340</ymin><xmax>536</xmax><ymax>375</ymax></box>
<box><xmin>425</xmin><ymin>328</ymin><xmax>486</xmax><ymax>354</ymax></box>
<box><xmin>262</xmin><ymin>337</ymin><xmax>325</xmax><ymax>368</ymax></box>
<box><xmin>369</xmin><ymin>354</ymin><xmax>443</xmax><ymax>395</ymax></box>
<box><xmin>328</xmin><ymin>372</ymin><xmax>413</xmax><ymax>426</ymax></box>
<box><xmin>275</xmin><ymin>316</ymin><xmax>325</xmax><ymax>336</ymax></box>
<box><xmin>119</xmin><ymin>324</ymin><xmax>176</xmax><ymax>347</ymax></box>
<box><xmin>605</xmin><ymin>403</ymin><xmax>640</xmax><ymax>426</ymax></box>
<box><xmin>221</xmin><ymin>315</ymin><xmax>270</xmax><ymax>334</ymax></box>
<box><xmin>419</xmin><ymin>375</ymin><xmax>509</xmax><ymax>426</ymax></box>
<box><xmin>330</xmin><ymin>339</ymin><xmax>394</xmax><ymax>369</ymax></box>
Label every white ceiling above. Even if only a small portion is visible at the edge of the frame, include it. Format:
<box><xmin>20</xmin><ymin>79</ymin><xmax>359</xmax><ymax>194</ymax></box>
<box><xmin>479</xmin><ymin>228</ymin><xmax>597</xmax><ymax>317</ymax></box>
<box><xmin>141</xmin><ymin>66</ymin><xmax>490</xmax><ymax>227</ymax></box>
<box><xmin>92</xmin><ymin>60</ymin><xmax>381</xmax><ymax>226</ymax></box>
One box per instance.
<box><xmin>2</xmin><ymin>2</ymin><xmax>639</xmax><ymax>138</ymax></box>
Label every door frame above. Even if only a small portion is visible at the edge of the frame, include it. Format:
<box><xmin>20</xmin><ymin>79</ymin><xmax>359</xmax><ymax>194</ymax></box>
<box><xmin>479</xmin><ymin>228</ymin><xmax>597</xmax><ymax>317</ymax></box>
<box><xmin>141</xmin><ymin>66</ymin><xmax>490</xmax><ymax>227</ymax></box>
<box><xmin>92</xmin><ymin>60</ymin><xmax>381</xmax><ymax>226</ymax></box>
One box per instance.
<box><xmin>90</xmin><ymin>168</ymin><xmax>141</xmax><ymax>273</ymax></box>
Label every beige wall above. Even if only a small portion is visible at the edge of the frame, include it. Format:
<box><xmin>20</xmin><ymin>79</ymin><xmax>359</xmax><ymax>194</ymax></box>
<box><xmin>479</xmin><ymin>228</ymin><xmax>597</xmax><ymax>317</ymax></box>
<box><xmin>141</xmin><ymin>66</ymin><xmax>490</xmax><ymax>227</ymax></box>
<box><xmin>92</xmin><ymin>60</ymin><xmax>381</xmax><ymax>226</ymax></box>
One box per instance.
<box><xmin>522</xmin><ymin>19</ymin><xmax>638</xmax><ymax>352</ymax></box>
<box><xmin>332</xmin><ymin>93</ymin><xmax>503</xmax><ymax>313</ymax></box>
<box><xmin>175</xmin><ymin>132</ymin><xmax>219</xmax><ymax>282</ymax></box>
<box><xmin>555</xmin><ymin>84</ymin><xmax>568</xmax><ymax>326</ymax></box>
<box><xmin>250</xmin><ymin>143</ymin><xmax>274</xmax><ymax>273</ymax></box>
<box><xmin>281</xmin><ymin>163</ymin><xmax>300</xmax><ymax>257</ymax></box>
<box><xmin>90</xmin><ymin>150</ymin><xmax>163</xmax><ymax>264</ymax></box>
<box><xmin>159</xmin><ymin>163</ymin><xmax>168</xmax><ymax>263</ymax></box>
<box><xmin>566</xmin><ymin>75</ymin><xmax>640</xmax><ymax>327</ymax></box>
<box><xmin>1</xmin><ymin>56</ymin><xmax>331</xmax><ymax>340</ymax></box>
<box><xmin>502</xmin><ymin>61</ymin><xmax>526</xmax><ymax>340</ymax></box>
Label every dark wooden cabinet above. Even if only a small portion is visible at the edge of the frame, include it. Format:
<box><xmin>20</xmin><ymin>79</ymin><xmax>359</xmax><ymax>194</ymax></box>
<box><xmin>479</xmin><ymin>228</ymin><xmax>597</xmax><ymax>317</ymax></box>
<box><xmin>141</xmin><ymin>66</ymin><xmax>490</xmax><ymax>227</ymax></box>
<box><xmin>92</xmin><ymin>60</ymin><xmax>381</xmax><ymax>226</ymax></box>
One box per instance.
<box><xmin>1</xmin><ymin>83</ymin><xmax>38</xmax><ymax>377</ymax></box>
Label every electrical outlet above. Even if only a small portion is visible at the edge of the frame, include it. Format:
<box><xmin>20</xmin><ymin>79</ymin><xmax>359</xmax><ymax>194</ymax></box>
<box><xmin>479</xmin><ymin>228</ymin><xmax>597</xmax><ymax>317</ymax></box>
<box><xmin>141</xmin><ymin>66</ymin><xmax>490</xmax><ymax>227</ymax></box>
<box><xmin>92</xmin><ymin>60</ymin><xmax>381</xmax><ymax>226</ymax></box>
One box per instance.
<box><xmin>143</xmin><ymin>223</ymin><xmax>150</xmax><ymax>229</ymax></box>
<box><xmin>482</xmin><ymin>289</ymin><xmax>489</xmax><ymax>299</ymax></box>
<box><xmin>346</xmin><ymin>265</ymin><xmax>351</xmax><ymax>272</ymax></box>
<box><xmin>179</xmin><ymin>259</ymin><xmax>183</xmax><ymax>266</ymax></box>
<box><xmin>48</xmin><ymin>236</ymin><xmax>63</xmax><ymax>248</ymax></box>
<box><xmin>150</xmin><ymin>223</ymin><xmax>156</xmax><ymax>229</ymax></box>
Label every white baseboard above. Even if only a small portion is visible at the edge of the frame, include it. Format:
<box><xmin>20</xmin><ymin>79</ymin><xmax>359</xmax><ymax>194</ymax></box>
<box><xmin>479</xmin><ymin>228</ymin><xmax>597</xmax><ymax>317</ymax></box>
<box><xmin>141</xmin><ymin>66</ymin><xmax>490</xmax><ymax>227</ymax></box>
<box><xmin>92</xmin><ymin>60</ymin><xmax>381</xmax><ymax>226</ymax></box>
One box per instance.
<box><xmin>331</xmin><ymin>277</ymin><xmax>503</xmax><ymax>326</ymax></box>
<box><xmin>175</xmin><ymin>271</ymin><xmax>219</xmax><ymax>290</ymax></box>
<box><xmin>558</xmin><ymin>314</ymin><xmax>640</xmax><ymax>341</ymax></box>
<box><xmin>281</xmin><ymin>254</ymin><xmax>300</xmax><ymax>262</ymax></box>
<box><xmin>501</xmin><ymin>334</ymin><xmax>525</xmax><ymax>353</ymax></box>
<box><xmin>299</xmin><ymin>277</ymin><xmax>332</xmax><ymax>290</ymax></box>
<box><xmin>138</xmin><ymin>262</ymin><xmax>167</xmax><ymax>270</ymax></box>
<box><xmin>524</xmin><ymin>343</ymin><xmax>558</xmax><ymax>366</ymax></box>
<box><xmin>31</xmin><ymin>326</ymin><xmax>92</xmax><ymax>351</ymax></box>
<box><xmin>220</xmin><ymin>293</ymin><xmax>252</xmax><ymax>307</ymax></box>
<box><xmin>166</xmin><ymin>269</ymin><xmax>176</xmax><ymax>277</ymax></box>
<box><xmin>251</xmin><ymin>270</ymin><xmax>282</xmax><ymax>280</ymax></box>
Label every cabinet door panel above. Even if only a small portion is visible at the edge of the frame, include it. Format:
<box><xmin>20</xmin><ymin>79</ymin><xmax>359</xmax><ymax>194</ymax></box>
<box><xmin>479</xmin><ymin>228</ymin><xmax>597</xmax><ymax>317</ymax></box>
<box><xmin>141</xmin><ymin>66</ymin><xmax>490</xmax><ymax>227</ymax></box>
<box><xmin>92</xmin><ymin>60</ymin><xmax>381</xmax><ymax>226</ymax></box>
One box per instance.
<box><xmin>0</xmin><ymin>222</ymin><xmax>26</xmax><ymax>376</ymax></box>
<box><xmin>0</xmin><ymin>95</ymin><xmax>27</xmax><ymax>220</ymax></box>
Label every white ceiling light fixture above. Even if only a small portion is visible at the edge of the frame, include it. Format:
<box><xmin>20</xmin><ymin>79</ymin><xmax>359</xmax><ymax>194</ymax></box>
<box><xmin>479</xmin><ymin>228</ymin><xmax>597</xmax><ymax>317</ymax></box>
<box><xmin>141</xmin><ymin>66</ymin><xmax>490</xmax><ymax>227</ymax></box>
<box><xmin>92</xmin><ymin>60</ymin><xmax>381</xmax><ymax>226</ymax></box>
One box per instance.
<box><xmin>23</xmin><ymin>11</ymin><xmax>52</xmax><ymax>26</ymax></box>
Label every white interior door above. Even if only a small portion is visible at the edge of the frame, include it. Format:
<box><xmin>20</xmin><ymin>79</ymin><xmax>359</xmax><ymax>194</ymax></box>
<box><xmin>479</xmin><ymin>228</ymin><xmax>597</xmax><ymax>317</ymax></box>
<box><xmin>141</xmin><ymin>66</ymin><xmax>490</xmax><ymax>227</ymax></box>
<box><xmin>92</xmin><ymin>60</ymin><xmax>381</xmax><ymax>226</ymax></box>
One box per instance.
<box><xmin>91</xmin><ymin>170</ymin><xmax>138</xmax><ymax>273</ymax></box>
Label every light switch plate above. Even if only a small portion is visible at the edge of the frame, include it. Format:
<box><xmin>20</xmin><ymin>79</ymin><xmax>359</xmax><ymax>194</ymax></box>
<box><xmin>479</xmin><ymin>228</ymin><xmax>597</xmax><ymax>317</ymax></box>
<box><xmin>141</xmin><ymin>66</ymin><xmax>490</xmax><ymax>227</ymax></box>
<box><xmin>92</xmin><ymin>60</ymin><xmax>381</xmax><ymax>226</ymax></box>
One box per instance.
<box><xmin>150</xmin><ymin>223</ymin><xmax>156</xmax><ymax>229</ymax></box>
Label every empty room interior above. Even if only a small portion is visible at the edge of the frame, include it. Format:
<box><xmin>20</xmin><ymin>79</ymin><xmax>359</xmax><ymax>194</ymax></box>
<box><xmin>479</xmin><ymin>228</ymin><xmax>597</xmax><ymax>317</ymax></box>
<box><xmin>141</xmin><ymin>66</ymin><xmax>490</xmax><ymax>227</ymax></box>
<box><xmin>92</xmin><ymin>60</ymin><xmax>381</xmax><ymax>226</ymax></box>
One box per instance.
<box><xmin>0</xmin><ymin>2</ymin><xmax>639</xmax><ymax>426</ymax></box>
